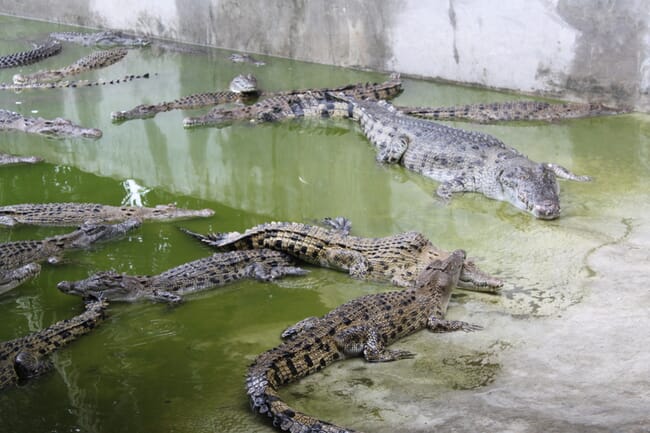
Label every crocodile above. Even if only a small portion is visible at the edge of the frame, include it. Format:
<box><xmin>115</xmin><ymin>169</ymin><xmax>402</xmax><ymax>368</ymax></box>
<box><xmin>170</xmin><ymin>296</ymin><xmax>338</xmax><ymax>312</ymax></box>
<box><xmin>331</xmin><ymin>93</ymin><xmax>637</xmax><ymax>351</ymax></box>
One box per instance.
<box><xmin>0</xmin><ymin>152</ymin><xmax>43</xmax><ymax>166</ymax></box>
<box><xmin>0</xmin><ymin>299</ymin><xmax>107</xmax><ymax>390</ymax></box>
<box><xmin>111</xmin><ymin>73</ymin><xmax>259</xmax><ymax>122</ymax></box>
<box><xmin>0</xmin><ymin>219</ymin><xmax>141</xmax><ymax>293</ymax></box>
<box><xmin>0</xmin><ymin>40</ymin><xmax>62</xmax><ymax>69</ymax></box>
<box><xmin>0</xmin><ymin>109</ymin><xmax>102</xmax><ymax>139</ymax></box>
<box><xmin>399</xmin><ymin>100</ymin><xmax>632</xmax><ymax>123</ymax></box>
<box><xmin>49</xmin><ymin>30</ymin><xmax>151</xmax><ymax>47</ymax></box>
<box><xmin>229</xmin><ymin>52</ymin><xmax>266</xmax><ymax>66</ymax></box>
<box><xmin>334</xmin><ymin>95</ymin><xmax>592</xmax><ymax>219</ymax></box>
<box><xmin>0</xmin><ymin>202</ymin><xmax>214</xmax><ymax>228</ymax></box>
<box><xmin>182</xmin><ymin>73</ymin><xmax>403</xmax><ymax>128</ymax></box>
<box><xmin>57</xmin><ymin>249</ymin><xmax>307</xmax><ymax>303</ymax></box>
<box><xmin>247</xmin><ymin>249</ymin><xmax>480</xmax><ymax>433</ymax></box>
<box><xmin>12</xmin><ymin>47</ymin><xmax>128</xmax><ymax>85</ymax></box>
<box><xmin>180</xmin><ymin>218</ymin><xmax>502</xmax><ymax>292</ymax></box>
<box><xmin>0</xmin><ymin>73</ymin><xmax>151</xmax><ymax>91</ymax></box>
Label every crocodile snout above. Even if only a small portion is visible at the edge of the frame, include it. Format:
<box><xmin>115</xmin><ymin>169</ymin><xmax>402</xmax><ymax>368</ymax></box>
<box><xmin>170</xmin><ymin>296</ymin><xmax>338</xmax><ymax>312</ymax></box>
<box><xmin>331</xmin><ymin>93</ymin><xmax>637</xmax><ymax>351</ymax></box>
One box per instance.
<box><xmin>533</xmin><ymin>200</ymin><xmax>561</xmax><ymax>220</ymax></box>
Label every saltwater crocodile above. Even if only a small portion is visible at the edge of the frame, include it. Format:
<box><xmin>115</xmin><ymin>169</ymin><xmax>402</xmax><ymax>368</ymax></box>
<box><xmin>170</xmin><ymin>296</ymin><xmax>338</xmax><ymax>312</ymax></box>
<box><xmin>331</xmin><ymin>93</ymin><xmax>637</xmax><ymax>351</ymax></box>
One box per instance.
<box><xmin>49</xmin><ymin>30</ymin><xmax>151</xmax><ymax>47</ymax></box>
<box><xmin>0</xmin><ymin>40</ymin><xmax>62</xmax><ymax>69</ymax></box>
<box><xmin>12</xmin><ymin>47</ymin><xmax>128</xmax><ymax>85</ymax></box>
<box><xmin>0</xmin><ymin>202</ymin><xmax>214</xmax><ymax>228</ymax></box>
<box><xmin>182</xmin><ymin>73</ymin><xmax>403</xmax><ymax>128</ymax></box>
<box><xmin>335</xmin><ymin>95</ymin><xmax>592</xmax><ymax>219</ymax></box>
<box><xmin>181</xmin><ymin>219</ymin><xmax>502</xmax><ymax>291</ymax></box>
<box><xmin>0</xmin><ymin>219</ymin><xmax>141</xmax><ymax>293</ymax></box>
<box><xmin>0</xmin><ymin>299</ymin><xmax>107</xmax><ymax>390</ymax></box>
<box><xmin>0</xmin><ymin>152</ymin><xmax>43</xmax><ymax>166</ymax></box>
<box><xmin>229</xmin><ymin>52</ymin><xmax>266</xmax><ymax>66</ymax></box>
<box><xmin>57</xmin><ymin>249</ymin><xmax>307</xmax><ymax>303</ymax></box>
<box><xmin>247</xmin><ymin>249</ymin><xmax>479</xmax><ymax>433</ymax></box>
<box><xmin>400</xmin><ymin>100</ymin><xmax>631</xmax><ymax>123</ymax></box>
<box><xmin>0</xmin><ymin>73</ymin><xmax>150</xmax><ymax>91</ymax></box>
<box><xmin>111</xmin><ymin>73</ymin><xmax>259</xmax><ymax>122</ymax></box>
<box><xmin>0</xmin><ymin>109</ymin><xmax>102</xmax><ymax>138</ymax></box>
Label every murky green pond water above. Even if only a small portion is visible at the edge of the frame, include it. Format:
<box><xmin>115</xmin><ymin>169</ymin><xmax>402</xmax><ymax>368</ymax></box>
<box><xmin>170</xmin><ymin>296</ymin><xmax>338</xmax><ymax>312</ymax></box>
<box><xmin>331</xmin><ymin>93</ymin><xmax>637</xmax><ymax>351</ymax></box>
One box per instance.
<box><xmin>1</xmin><ymin>15</ymin><xmax>649</xmax><ymax>433</ymax></box>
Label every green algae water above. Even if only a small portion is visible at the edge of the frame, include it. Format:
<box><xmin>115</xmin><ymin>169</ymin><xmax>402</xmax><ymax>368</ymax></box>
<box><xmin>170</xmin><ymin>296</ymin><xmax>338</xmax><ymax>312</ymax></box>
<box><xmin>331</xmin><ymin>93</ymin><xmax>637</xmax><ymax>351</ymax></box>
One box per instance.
<box><xmin>1</xmin><ymin>15</ymin><xmax>649</xmax><ymax>433</ymax></box>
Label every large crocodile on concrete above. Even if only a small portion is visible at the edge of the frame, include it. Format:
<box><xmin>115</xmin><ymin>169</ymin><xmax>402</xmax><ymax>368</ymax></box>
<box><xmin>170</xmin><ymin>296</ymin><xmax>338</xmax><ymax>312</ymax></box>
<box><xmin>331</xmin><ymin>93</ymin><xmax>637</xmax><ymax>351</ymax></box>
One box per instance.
<box><xmin>0</xmin><ymin>109</ymin><xmax>102</xmax><ymax>138</ymax></box>
<box><xmin>182</xmin><ymin>73</ymin><xmax>403</xmax><ymax>128</ymax></box>
<box><xmin>399</xmin><ymin>100</ymin><xmax>631</xmax><ymax>123</ymax></box>
<box><xmin>0</xmin><ymin>152</ymin><xmax>43</xmax><ymax>166</ymax></box>
<box><xmin>111</xmin><ymin>73</ymin><xmax>260</xmax><ymax>122</ymax></box>
<box><xmin>49</xmin><ymin>30</ymin><xmax>151</xmax><ymax>47</ymax></box>
<box><xmin>0</xmin><ymin>202</ymin><xmax>214</xmax><ymax>228</ymax></box>
<box><xmin>335</xmin><ymin>95</ymin><xmax>592</xmax><ymax>219</ymax></box>
<box><xmin>0</xmin><ymin>40</ymin><xmax>62</xmax><ymax>69</ymax></box>
<box><xmin>247</xmin><ymin>249</ymin><xmax>479</xmax><ymax>433</ymax></box>
<box><xmin>0</xmin><ymin>299</ymin><xmax>107</xmax><ymax>390</ymax></box>
<box><xmin>180</xmin><ymin>218</ymin><xmax>502</xmax><ymax>292</ymax></box>
<box><xmin>57</xmin><ymin>249</ymin><xmax>307</xmax><ymax>303</ymax></box>
<box><xmin>12</xmin><ymin>47</ymin><xmax>128</xmax><ymax>85</ymax></box>
<box><xmin>0</xmin><ymin>219</ymin><xmax>141</xmax><ymax>294</ymax></box>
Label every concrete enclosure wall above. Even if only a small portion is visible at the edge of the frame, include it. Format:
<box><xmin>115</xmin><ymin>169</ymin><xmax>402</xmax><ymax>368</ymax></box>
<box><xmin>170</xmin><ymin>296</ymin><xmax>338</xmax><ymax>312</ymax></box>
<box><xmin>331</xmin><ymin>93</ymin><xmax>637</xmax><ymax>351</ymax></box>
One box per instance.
<box><xmin>1</xmin><ymin>0</ymin><xmax>649</xmax><ymax>111</ymax></box>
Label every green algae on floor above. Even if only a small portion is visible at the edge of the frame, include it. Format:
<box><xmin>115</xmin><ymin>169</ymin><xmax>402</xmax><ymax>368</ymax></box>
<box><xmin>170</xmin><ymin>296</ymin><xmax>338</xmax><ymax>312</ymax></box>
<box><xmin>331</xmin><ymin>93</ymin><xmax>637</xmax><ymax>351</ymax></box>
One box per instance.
<box><xmin>1</xmin><ymin>14</ymin><xmax>649</xmax><ymax>433</ymax></box>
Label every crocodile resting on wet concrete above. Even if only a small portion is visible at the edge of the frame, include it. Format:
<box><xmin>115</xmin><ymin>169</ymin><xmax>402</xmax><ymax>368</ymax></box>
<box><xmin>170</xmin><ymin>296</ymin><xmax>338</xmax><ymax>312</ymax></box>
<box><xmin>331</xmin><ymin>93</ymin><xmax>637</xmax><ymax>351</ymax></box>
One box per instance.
<box><xmin>111</xmin><ymin>73</ymin><xmax>260</xmax><ymax>122</ymax></box>
<box><xmin>0</xmin><ymin>202</ymin><xmax>214</xmax><ymax>228</ymax></box>
<box><xmin>181</xmin><ymin>218</ymin><xmax>502</xmax><ymax>292</ymax></box>
<box><xmin>0</xmin><ymin>40</ymin><xmax>62</xmax><ymax>69</ymax></box>
<box><xmin>12</xmin><ymin>48</ymin><xmax>128</xmax><ymax>85</ymax></box>
<box><xmin>0</xmin><ymin>299</ymin><xmax>107</xmax><ymax>390</ymax></box>
<box><xmin>182</xmin><ymin>74</ymin><xmax>403</xmax><ymax>128</ymax></box>
<box><xmin>0</xmin><ymin>219</ymin><xmax>141</xmax><ymax>294</ymax></box>
<box><xmin>0</xmin><ymin>109</ymin><xmax>102</xmax><ymax>139</ymax></box>
<box><xmin>49</xmin><ymin>30</ymin><xmax>151</xmax><ymax>47</ymax></box>
<box><xmin>248</xmin><ymin>249</ymin><xmax>479</xmax><ymax>433</ymax></box>
<box><xmin>399</xmin><ymin>100</ymin><xmax>631</xmax><ymax>123</ymax></box>
<box><xmin>57</xmin><ymin>249</ymin><xmax>307</xmax><ymax>303</ymax></box>
<box><xmin>0</xmin><ymin>152</ymin><xmax>43</xmax><ymax>166</ymax></box>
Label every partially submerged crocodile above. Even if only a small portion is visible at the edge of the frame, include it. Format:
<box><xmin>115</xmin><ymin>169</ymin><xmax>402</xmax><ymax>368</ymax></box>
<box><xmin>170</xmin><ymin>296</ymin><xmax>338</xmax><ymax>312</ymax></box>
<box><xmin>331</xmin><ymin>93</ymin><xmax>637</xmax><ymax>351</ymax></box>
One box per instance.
<box><xmin>0</xmin><ymin>73</ymin><xmax>151</xmax><ymax>91</ymax></box>
<box><xmin>0</xmin><ymin>40</ymin><xmax>62</xmax><ymax>69</ymax></box>
<box><xmin>229</xmin><ymin>52</ymin><xmax>266</xmax><ymax>66</ymax></box>
<box><xmin>335</xmin><ymin>95</ymin><xmax>592</xmax><ymax>219</ymax></box>
<box><xmin>182</xmin><ymin>74</ymin><xmax>403</xmax><ymax>128</ymax></box>
<box><xmin>181</xmin><ymin>218</ymin><xmax>502</xmax><ymax>291</ymax></box>
<box><xmin>0</xmin><ymin>152</ymin><xmax>43</xmax><ymax>166</ymax></box>
<box><xmin>0</xmin><ymin>299</ymin><xmax>107</xmax><ymax>390</ymax></box>
<box><xmin>0</xmin><ymin>202</ymin><xmax>214</xmax><ymax>227</ymax></box>
<box><xmin>49</xmin><ymin>30</ymin><xmax>151</xmax><ymax>47</ymax></box>
<box><xmin>0</xmin><ymin>219</ymin><xmax>141</xmax><ymax>294</ymax></box>
<box><xmin>400</xmin><ymin>100</ymin><xmax>631</xmax><ymax>123</ymax></box>
<box><xmin>248</xmin><ymin>249</ymin><xmax>479</xmax><ymax>433</ymax></box>
<box><xmin>0</xmin><ymin>109</ymin><xmax>102</xmax><ymax>139</ymax></box>
<box><xmin>13</xmin><ymin>47</ymin><xmax>128</xmax><ymax>85</ymax></box>
<box><xmin>57</xmin><ymin>249</ymin><xmax>307</xmax><ymax>303</ymax></box>
<box><xmin>111</xmin><ymin>73</ymin><xmax>259</xmax><ymax>122</ymax></box>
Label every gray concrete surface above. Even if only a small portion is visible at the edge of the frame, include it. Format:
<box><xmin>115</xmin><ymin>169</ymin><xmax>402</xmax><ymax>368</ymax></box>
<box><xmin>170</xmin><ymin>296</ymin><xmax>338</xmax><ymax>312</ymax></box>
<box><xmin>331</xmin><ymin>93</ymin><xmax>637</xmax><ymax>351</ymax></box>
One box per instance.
<box><xmin>1</xmin><ymin>0</ymin><xmax>648</xmax><ymax>111</ymax></box>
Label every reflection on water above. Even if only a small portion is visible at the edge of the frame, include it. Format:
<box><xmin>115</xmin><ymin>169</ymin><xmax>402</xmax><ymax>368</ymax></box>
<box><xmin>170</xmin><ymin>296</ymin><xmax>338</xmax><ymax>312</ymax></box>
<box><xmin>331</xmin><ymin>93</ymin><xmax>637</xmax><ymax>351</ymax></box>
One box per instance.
<box><xmin>1</xmin><ymin>14</ymin><xmax>649</xmax><ymax>433</ymax></box>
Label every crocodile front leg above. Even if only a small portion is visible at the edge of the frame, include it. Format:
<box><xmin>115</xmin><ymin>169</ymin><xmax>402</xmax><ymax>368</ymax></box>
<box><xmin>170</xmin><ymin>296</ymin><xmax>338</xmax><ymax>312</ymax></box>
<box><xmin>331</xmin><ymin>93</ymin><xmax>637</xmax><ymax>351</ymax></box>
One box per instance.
<box><xmin>335</xmin><ymin>325</ymin><xmax>416</xmax><ymax>362</ymax></box>
<box><xmin>323</xmin><ymin>248</ymin><xmax>370</xmax><ymax>278</ymax></box>
<box><xmin>436</xmin><ymin>177</ymin><xmax>472</xmax><ymax>201</ymax></box>
<box><xmin>427</xmin><ymin>316</ymin><xmax>483</xmax><ymax>333</ymax></box>
<box><xmin>281</xmin><ymin>316</ymin><xmax>320</xmax><ymax>339</ymax></box>
<box><xmin>375</xmin><ymin>134</ymin><xmax>410</xmax><ymax>164</ymax></box>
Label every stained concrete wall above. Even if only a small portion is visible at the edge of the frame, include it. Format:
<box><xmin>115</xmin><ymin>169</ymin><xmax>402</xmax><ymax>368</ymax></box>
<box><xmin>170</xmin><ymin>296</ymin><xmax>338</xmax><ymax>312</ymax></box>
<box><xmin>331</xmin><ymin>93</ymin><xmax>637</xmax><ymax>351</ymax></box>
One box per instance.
<box><xmin>1</xmin><ymin>0</ymin><xmax>649</xmax><ymax>111</ymax></box>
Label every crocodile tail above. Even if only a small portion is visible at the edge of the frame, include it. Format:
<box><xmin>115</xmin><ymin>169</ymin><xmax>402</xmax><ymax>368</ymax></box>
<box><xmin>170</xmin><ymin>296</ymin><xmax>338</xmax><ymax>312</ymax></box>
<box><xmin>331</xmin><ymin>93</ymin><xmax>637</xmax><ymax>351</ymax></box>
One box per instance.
<box><xmin>177</xmin><ymin>227</ymin><xmax>233</xmax><ymax>248</ymax></box>
<box><xmin>247</xmin><ymin>368</ymin><xmax>359</xmax><ymax>433</ymax></box>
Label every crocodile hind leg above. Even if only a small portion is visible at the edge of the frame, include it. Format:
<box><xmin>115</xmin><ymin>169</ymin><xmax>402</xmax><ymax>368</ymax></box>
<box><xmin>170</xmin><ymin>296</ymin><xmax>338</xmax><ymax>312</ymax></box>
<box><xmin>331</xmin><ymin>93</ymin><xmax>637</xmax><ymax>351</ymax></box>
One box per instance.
<box><xmin>375</xmin><ymin>134</ymin><xmax>410</xmax><ymax>164</ymax></box>
<box><xmin>324</xmin><ymin>248</ymin><xmax>371</xmax><ymax>278</ymax></box>
<box><xmin>427</xmin><ymin>316</ymin><xmax>483</xmax><ymax>333</ymax></box>
<box><xmin>335</xmin><ymin>326</ymin><xmax>415</xmax><ymax>362</ymax></box>
<box><xmin>281</xmin><ymin>316</ymin><xmax>320</xmax><ymax>339</ymax></box>
<box><xmin>321</xmin><ymin>216</ymin><xmax>352</xmax><ymax>235</ymax></box>
<box><xmin>436</xmin><ymin>177</ymin><xmax>472</xmax><ymax>201</ymax></box>
<box><xmin>544</xmin><ymin>162</ymin><xmax>592</xmax><ymax>182</ymax></box>
<box><xmin>13</xmin><ymin>351</ymin><xmax>53</xmax><ymax>381</ymax></box>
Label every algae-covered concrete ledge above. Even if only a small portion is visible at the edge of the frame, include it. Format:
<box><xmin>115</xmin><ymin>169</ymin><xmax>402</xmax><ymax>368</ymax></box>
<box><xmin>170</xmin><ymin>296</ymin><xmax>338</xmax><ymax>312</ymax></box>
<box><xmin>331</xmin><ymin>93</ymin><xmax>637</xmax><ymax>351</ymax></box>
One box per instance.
<box><xmin>0</xmin><ymin>0</ymin><xmax>648</xmax><ymax>112</ymax></box>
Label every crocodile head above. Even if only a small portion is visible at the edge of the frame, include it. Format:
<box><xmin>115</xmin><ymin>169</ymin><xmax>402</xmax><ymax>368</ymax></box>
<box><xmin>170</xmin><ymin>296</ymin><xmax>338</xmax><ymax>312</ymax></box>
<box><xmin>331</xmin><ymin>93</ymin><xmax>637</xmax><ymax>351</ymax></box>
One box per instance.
<box><xmin>57</xmin><ymin>271</ymin><xmax>148</xmax><ymax>302</ymax></box>
<box><xmin>145</xmin><ymin>204</ymin><xmax>215</xmax><ymax>220</ymax></box>
<box><xmin>35</xmin><ymin>118</ymin><xmax>103</xmax><ymax>139</ymax></box>
<box><xmin>94</xmin><ymin>31</ymin><xmax>151</xmax><ymax>47</ymax></box>
<box><xmin>496</xmin><ymin>162</ymin><xmax>561</xmax><ymax>219</ymax></box>
<box><xmin>229</xmin><ymin>73</ymin><xmax>259</xmax><ymax>94</ymax></box>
